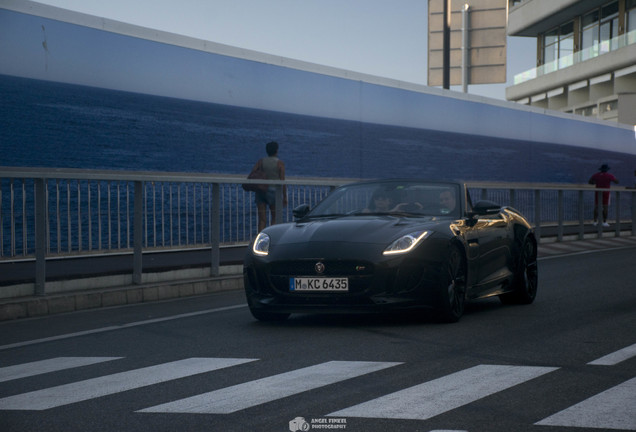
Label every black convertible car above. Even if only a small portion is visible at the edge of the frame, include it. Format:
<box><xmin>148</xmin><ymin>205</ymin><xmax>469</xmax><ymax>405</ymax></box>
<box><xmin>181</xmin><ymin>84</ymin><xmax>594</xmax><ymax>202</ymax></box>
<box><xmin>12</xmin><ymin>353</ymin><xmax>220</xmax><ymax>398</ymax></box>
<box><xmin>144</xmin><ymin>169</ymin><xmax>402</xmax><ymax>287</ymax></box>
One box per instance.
<box><xmin>244</xmin><ymin>179</ymin><xmax>538</xmax><ymax>322</ymax></box>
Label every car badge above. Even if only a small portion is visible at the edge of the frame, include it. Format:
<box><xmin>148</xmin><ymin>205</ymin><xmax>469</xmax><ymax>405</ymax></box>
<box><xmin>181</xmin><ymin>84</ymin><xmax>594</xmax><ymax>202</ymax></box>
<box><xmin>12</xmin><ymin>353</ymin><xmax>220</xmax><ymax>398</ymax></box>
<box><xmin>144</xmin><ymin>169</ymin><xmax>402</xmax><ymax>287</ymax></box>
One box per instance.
<box><xmin>315</xmin><ymin>262</ymin><xmax>325</xmax><ymax>274</ymax></box>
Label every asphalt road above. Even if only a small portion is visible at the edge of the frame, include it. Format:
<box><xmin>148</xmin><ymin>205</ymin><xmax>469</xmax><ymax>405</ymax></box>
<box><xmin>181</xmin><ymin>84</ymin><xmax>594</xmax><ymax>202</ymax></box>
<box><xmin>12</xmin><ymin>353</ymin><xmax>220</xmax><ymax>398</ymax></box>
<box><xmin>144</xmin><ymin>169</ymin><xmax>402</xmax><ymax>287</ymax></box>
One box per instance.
<box><xmin>0</xmin><ymin>247</ymin><xmax>635</xmax><ymax>432</ymax></box>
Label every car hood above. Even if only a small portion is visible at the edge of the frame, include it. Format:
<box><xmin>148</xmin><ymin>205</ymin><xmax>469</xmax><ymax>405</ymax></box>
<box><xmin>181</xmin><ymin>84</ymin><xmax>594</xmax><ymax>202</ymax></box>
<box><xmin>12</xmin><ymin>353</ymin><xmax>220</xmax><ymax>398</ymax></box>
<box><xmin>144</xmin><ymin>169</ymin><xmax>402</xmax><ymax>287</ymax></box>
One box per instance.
<box><xmin>268</xmin><ymin>215</ymin><xmax>449</xmax><ymax>247</ymax></box>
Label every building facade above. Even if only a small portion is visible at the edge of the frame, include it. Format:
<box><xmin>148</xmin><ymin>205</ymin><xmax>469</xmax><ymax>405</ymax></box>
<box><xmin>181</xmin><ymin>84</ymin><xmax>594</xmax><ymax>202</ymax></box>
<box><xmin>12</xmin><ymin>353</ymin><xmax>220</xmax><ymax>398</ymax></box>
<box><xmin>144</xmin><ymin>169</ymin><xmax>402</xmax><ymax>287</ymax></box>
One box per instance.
<box><xmin>507</xmin><ymin>0</ymin><xmax>636</xmax><ymax>124</ymax></box>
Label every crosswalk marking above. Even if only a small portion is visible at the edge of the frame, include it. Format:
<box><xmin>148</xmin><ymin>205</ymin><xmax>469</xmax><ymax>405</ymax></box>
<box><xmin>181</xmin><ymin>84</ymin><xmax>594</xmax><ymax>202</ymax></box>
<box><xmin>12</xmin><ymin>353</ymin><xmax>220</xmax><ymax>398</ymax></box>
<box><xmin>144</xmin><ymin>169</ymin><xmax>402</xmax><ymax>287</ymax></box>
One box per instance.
<box><xmin>0</xmin><ymin>357</ymin><xmax>122</xmax><ymax>383</ymax></box>
<box><xmin>329</xmin><ymin>364</ymin><xmax>558</xmax><ymax>420</ymax></box>
<box><xmin>1</xmin><ymin>355</ymin><xmax>632</xmax><ymax>428</ymax></box>
<box><xmin>0</xmin><ymin>357</ymin><xmax>256</xmax><ymax>410</ymax></box>
<box><xmin>536</xmin><ymin>377</ymin><xmax>636</xmax><ymax>430</ymax></box>
<box><xmin>588</xmin><ymin>343</ymin><xmax>636</xmax><ymax>366</ymax></box>
<box><xmin>138</xmin><ymin>360</ymin><xmax>402</xmax><ymax>414</ymax></box>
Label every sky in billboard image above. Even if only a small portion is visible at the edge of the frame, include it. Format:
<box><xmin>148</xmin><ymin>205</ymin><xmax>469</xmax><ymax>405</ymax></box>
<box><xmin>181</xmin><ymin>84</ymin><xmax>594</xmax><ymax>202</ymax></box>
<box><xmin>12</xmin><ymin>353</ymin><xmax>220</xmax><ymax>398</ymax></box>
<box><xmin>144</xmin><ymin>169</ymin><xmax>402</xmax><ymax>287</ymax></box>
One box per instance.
<box><xmin>7</xmin><ymin>0</ymin><xmax>536</xmax><ymax>100</ymax></box>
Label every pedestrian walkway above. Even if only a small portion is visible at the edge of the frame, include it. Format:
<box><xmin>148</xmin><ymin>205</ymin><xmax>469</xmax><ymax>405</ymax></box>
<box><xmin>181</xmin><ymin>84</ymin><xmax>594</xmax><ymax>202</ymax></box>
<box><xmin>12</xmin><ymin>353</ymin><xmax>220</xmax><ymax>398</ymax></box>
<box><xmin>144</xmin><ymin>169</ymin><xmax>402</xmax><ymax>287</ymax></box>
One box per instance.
<box><xmin>0</xmin><ymin>266</ymin><xmax>243</xmax><ymax>321</ymax></box>
<box><xmin>538</xmin><ymin>235</ymin><xmax>636</xmax><ymax>258</ymax></box>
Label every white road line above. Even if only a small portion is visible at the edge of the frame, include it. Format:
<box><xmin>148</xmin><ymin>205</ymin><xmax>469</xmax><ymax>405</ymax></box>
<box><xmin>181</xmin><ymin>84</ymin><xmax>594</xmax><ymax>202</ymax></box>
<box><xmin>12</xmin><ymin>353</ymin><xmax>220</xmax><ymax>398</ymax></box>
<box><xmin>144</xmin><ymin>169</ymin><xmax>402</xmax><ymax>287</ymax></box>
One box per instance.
<box><xmin>538</xmin><ymin>245</ymin><xmax>635</xmax><ymax>260</ymax></box>
<box><xmin>542</xmin><ymin>243</ymin><xmax>583</xmax><ymax>251</ymax></box>
<box><xmin>609</xmin><ymin>237</ymin><xmax>636</xmax><ymax>245</ymax></box>
<box><xmin>0</xmin><ymin>357</ymin><xmax>256</xmax><ymax>410</ymax></box>
<box><xmin>329</xmin><ymin>364</ymin><xmax>558</xmax><ymax>420</ymax></box>
<box><xmin>588</xmin><ymin>343</ymin><xmax>636</xmax><ymax>366</ymax></box>
<box><xmin>0</xmin><ymin>357</ymin><xmax>122</xmax><ymax>383</ymax></box>
<box><xmin>0</xmin><ymin>304</ymin><xmax>246</xmax><ymax>351</ymax></box>
<box><xmin>139</xmin><ymin>360</ymin><xmax>402</xmax><ymax>414</ymax></box>
<box><xmin>536</xmin><ymin>377</ymin><xmax>636</xmax><ymax>430</ymax></box>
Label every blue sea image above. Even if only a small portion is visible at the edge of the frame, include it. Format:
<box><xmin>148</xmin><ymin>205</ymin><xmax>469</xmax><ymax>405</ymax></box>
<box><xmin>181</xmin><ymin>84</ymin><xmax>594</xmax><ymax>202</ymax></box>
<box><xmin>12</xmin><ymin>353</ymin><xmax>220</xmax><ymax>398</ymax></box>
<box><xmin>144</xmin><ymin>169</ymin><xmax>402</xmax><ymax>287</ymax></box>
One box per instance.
<box><xmin>2</xmin><ymin>74</ymin><xmax>633</xmax><ymax>183</ymax></box>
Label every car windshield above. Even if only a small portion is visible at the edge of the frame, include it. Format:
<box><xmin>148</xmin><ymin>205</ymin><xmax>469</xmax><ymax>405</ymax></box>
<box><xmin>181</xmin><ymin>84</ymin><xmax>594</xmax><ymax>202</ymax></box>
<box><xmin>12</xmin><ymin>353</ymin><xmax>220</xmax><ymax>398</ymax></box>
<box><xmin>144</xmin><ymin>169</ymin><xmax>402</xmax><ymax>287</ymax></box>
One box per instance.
<box><xmin>308</xmin><ymin>181</ymin><xmax>461</xmax><ymax>218</ymax></box>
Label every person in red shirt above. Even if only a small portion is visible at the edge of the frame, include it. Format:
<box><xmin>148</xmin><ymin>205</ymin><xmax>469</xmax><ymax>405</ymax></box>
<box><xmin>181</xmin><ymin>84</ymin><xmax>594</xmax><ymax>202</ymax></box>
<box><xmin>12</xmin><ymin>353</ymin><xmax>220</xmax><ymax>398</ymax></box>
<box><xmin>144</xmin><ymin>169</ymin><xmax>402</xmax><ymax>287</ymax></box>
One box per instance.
<box><xmin>588</xmin><ymin>164</ymin><xmax>619</xmax><ymax>227</ymax></box>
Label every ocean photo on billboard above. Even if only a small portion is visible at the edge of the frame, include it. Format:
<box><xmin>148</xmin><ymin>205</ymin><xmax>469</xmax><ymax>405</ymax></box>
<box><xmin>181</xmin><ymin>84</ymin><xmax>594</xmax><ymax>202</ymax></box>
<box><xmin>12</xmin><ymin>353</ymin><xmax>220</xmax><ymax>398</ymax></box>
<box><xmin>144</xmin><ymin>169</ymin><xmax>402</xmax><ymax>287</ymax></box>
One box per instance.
<box><xmin>2</xmin><ymin>75</ymin><xmax>634</xmax><ymax>184</ymax></box>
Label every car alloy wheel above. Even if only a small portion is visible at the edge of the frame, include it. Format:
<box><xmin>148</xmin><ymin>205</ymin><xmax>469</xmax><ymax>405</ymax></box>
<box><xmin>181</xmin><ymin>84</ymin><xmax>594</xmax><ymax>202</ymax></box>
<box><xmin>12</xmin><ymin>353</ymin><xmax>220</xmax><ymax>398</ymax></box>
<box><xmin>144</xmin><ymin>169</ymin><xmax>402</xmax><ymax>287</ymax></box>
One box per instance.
<box><xmin>438</xmin><ymin>245</ymin><xmax>466</xmax><ymax>322</ymax></box>
<box><xmin>501</xmin><ymin>237</ymin><xmax>538</xmax><ymax>305</ymax></box>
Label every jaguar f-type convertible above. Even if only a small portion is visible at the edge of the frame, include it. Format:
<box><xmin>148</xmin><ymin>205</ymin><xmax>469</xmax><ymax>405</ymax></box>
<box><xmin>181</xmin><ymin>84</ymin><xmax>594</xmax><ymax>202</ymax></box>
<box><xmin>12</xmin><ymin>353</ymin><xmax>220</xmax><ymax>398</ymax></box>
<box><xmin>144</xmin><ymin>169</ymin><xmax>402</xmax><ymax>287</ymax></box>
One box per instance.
<box><xmin>244</xmin><ymin>179</ymin><xmax>538</xmax><ymax>322</ymax></box>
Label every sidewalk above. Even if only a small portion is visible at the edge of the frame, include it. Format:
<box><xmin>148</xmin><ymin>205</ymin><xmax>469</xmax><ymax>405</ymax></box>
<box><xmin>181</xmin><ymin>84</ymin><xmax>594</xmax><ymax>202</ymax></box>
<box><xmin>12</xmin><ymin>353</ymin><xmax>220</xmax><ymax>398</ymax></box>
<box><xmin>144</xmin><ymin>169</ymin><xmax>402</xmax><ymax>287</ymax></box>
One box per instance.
<box><xmin>1</xmin><ymin>235</ymin><xmax>635</xmax><ymax>321</ymax></box>
<box><xmin>0</xmin><ymin>266</ymin><xmax>244</xmax><ymax>322</ymax></box>
<box><xmin>537</xmin><ymin>235</ymin><xmax>636</xmax><ymax>258</ymax></box>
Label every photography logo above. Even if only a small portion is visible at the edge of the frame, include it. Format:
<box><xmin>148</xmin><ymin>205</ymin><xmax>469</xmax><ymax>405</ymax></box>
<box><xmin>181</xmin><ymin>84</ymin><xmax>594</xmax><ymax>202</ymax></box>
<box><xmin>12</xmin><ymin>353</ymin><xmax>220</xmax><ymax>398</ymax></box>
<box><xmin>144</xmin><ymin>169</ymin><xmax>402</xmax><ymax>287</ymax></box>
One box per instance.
<box><xmin>289</xmin><ymin>416</ymin><xmax>347</xmax><ymax>430</ymax></box>
<box><xmin>289</xmin><ymin>417</ymin><xmax>310</xmax><ymax>431</ymax></box>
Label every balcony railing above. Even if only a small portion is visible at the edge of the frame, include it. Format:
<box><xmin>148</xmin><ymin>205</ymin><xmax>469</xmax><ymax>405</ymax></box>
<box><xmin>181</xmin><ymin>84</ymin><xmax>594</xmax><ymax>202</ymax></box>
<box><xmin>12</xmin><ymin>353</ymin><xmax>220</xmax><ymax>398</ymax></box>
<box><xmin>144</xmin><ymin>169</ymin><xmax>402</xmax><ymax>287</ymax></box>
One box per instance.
<box><xmin>1</xmin><ymin>167</ymin><xmax>635</xmax><ymax>296</ymax></box>
<box><xmin>513</xmin><ymin>30</ymin><xmax>636</xmax><ymax>85</ymax></box>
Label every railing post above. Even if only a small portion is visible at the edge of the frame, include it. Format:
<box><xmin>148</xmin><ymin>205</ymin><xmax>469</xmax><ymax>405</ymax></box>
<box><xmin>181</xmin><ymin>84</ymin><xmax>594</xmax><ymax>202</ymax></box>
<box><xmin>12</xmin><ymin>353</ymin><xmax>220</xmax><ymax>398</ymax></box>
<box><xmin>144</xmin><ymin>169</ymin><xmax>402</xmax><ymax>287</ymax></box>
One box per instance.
<box><xmin>596</xmin><ymin>191</ymin><xmax>603</xmax><ymax>238</ymax></box>
<box><xmin>577</xmin><ymin>190</ymin><xmax>584</xmax><ymax>240</ymax></box>
<box><xmin>34</xmin><ymin>178</ymin><xmax>47</xmax><ymax>295</ymax></box>
<box><xmin>133</xmin><ymin>181</ymin><xmax>143</xmax><ymax>285</ymax></box>
<box><xmin>210</xmin><ymin>183</ymin><xmax>220</xmax><ymax>277</ymax></box>
<box><xmin>632</xmin><ymin>191</ymin><xmax>636</xmax><ymax>237</ymax></box>
<box><xmin>275</xmin><ymin>183</ymin><xmax>283</xmax><ymax>225</ymax></box>
<box><xmin>534</xmin><ymin>189</ymin><xmax>541</xmax><ymax>242</ymax></box>
<box><xmin>557</xmin><ymin>189</ymin><xmax>564</xmax><ymax>242</ymax></box>
<box><xmin>615</xmin><ymin>191</ymin><xmax>621</xmax><ymax>237</ymax></box>
<box><xmin>509</xmin><ymin>189</ymin><xmax>516</xmax><ymax>208</ymax></box>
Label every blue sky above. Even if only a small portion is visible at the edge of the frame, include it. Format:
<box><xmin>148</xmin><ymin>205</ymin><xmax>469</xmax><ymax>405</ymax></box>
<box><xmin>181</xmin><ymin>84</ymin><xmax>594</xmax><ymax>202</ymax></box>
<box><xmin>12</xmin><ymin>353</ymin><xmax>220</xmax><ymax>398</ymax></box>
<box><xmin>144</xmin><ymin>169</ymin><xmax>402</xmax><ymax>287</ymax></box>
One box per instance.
<box><xmin>27</xmin><ymin>0</ymin><xmax>536</xmax><ymax>100</ymax></box>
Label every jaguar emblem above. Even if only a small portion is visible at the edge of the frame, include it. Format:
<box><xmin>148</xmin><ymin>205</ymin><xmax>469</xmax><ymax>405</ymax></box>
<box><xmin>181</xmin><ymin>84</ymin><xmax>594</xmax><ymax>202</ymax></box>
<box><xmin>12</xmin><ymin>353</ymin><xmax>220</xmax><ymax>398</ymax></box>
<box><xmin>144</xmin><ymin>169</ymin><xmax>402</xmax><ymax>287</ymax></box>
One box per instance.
<box><xmin>315</xmin><ymin>262</ymin><xmax>325</xmax><ymax>274</ymax></box>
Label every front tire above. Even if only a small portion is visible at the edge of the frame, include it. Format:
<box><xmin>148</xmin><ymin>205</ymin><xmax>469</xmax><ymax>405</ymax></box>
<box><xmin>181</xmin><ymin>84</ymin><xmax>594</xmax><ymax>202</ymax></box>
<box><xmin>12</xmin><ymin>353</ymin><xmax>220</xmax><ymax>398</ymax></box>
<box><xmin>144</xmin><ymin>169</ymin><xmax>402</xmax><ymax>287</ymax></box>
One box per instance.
<box><xmin>436</xmin><ymin>245</ymin><xmax>467</xmax><ymax>323</ymax></box>
<box><xmin>500</xmin><ymin>237</ymin><xmax>538</xmax><ymax>305</ymax></box>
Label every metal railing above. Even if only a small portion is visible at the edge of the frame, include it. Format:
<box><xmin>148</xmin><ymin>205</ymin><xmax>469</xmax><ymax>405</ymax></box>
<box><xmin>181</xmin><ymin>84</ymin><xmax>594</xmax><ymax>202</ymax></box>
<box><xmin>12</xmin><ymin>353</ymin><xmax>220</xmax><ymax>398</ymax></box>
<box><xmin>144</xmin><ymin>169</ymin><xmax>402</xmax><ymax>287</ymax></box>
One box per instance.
<box><xmin>513</xmin><ymin>30</ymin><xmax>636</xmax><ymax>85</ymax></box>
<box><xmin>0</xmin><ymin>167</ymin><xmax>345</xmax><ymax>294</ymax></box>
<box><xmin>2</xmin><ymin>167</ymin><xmax>635</xmax><ymax>295</ymax></box>
<box><xmin>467</xmin><ymin>182</ymin><xmax>636</xmax><ymax>241</ymax></box>
<box><xmin>1</xmin><ymin>176</ymin><xmax>335</xmax><ymax>255</ymax></box>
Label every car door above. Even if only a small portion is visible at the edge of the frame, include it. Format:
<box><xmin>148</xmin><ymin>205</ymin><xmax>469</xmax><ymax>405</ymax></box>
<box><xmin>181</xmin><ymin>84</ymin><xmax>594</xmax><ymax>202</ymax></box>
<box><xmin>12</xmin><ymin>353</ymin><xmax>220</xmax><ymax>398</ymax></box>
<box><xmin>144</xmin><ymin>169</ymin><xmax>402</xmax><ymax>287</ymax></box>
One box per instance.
<box><xmin>465</xmin><ymin>210</ymin><xmax>512</xmax><ymax>296</ymax></box>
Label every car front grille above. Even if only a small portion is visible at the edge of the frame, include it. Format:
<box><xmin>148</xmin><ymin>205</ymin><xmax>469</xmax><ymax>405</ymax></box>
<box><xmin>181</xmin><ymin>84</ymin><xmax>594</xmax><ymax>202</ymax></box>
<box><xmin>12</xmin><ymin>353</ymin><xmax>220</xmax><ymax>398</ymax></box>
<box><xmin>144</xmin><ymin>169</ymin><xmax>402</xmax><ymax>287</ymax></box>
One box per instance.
<box><xmin>268</xmin><ymin>260</ymin><xmax>374</xmax><ymax>277</ymax></box>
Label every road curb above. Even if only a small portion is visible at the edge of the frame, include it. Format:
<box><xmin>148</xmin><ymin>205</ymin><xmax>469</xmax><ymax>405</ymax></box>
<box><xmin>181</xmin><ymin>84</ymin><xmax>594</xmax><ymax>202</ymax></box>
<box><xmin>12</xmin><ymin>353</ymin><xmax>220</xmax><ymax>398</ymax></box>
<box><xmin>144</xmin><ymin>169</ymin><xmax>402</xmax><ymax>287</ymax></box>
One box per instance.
<box><xmin>0</xmin><ymin>273</ymin><xmax>243</xmax><ymax>321</ymax></box>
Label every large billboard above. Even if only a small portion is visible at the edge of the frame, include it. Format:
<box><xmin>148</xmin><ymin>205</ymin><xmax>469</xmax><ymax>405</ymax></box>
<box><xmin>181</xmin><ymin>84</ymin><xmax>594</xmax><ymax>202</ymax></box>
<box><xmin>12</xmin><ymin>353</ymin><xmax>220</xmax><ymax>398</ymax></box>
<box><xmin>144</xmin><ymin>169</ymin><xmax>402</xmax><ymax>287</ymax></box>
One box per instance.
<box><xmin>428</xmin><ymin>0</ymin><xmax>508</xmax><ymax>86</ymax></box>
<box><xmin>1</xmin><ymin>0</ymin><xmax>634</xmax><ymax>163</ymax></box>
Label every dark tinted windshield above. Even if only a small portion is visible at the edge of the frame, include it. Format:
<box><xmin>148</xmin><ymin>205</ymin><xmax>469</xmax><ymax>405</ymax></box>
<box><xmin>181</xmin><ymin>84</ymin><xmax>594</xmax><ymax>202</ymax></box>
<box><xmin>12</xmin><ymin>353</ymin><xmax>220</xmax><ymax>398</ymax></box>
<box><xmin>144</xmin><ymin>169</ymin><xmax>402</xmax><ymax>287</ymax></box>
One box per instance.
<box><xmin>309</xmin><ymin>181</ymin><xmax>461</xmax><ymax>218</ymax></box>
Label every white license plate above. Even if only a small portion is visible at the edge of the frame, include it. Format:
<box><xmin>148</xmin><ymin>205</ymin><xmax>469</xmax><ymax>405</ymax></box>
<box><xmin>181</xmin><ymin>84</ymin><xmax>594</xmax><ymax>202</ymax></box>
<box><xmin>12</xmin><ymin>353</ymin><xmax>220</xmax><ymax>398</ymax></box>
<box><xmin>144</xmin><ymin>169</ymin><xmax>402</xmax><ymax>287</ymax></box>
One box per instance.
<box><xmin>290</xmin><ymin>277</ymin><xmax>349</xmax><ymax>292</ymax></box>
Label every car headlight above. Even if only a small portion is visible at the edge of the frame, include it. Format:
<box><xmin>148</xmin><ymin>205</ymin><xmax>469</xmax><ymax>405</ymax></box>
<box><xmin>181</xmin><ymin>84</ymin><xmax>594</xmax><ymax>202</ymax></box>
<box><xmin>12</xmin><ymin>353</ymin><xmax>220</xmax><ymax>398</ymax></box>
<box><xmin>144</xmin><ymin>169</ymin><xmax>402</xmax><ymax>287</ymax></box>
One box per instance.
<box><xmin>383</xmin><ymin>231</ymin><xmax>431</xmax><ymax>255</ymax></box>
<box><xmin>252</xmin><ymin>232</ymin><xmax>270</xmax><ymax>256</ymax></box>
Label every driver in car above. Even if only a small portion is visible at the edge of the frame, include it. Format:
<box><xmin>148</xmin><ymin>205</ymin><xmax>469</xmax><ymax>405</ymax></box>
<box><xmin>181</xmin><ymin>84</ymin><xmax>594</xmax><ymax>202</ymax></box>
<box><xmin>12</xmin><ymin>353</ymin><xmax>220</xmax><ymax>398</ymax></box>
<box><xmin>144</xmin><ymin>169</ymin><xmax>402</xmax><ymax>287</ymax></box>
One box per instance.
<box><xmin>440</xmin><ymin>189</ymin><xmax>456</xmax><ymax>214</ymax></box>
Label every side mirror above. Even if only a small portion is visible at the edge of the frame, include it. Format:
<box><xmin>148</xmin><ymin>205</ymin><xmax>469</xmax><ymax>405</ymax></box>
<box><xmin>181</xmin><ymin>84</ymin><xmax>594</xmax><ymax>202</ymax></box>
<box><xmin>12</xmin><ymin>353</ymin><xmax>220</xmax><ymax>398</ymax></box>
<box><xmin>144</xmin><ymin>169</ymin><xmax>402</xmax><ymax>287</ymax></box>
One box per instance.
<box><xmin>467</xmin><ymin>200</ymin><xmax>501</xmax><ymax>218</ymax></box>
<box><xmin>293</xmin><ymin>204</ymin><xmax>310</xmax><ymax>219</ymax></box>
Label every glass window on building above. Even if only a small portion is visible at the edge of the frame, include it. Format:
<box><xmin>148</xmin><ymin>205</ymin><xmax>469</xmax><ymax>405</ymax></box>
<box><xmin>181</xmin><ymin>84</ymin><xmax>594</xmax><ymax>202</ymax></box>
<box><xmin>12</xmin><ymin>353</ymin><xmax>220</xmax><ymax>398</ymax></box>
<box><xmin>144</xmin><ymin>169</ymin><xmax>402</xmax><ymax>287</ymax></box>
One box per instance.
<box><xmin>600</xmin><ymin>1</ymin><xmax>619</xmax><ymax>52</ymax></box>
<box><xmin>581</xmin><ymin>2</ymin><xmax>619</xmax><ymax>58</ymax></box>
<box><xmin>542</xmin><ymin>22</ymin><xmax>574</xmax><ymax>69</ymax></box>
<box><xmin>600</xmin><ymin>100</ymin><xmax>618</xmax><ymax>113</ymax></box>
<box><xmin>628</xmin><ymin>0</ymin><xmax>636</xmax><ymax>34</ymax></box>
<box><xmin>559</xmin><ymin>22</ymin><xmax>574</xmax><ymax>67</ymax></box>
<box><xmin>582</xmin><ymin>10</ymin><xmax>600</xmax><ymax>60</ymax></box>
<box><xmin>544</xmin><ymin>28</ymin><xmax>559</xmax><ymax>67</ymax></box>
<box><xmin>576</xmin><ymin>105</ymin><xmax>599</xmax><ymax>117</ymax></box>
